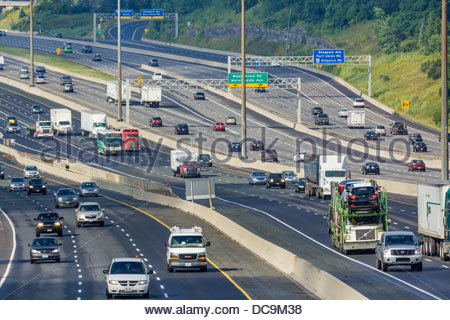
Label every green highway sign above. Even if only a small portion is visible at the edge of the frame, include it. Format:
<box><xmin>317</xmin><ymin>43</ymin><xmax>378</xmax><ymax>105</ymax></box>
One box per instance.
<box><xmin>228</xmin><ymin>72</ymin><xmax>268</xmax><ymax>88</ymax></box>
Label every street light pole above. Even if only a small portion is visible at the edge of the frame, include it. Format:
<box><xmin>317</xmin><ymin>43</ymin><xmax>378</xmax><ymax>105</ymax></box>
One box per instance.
<box><xmin>29</xmin><ymin>0</ymin><xmax>34</xmax><ymax>87</ymax></box>
<box><xmin>241</xmin><ymin>0</ymin><xmax>247</xmax><ymax>159</ymax></box>
<box><xmin>117</xmin><ymin>0</ymin><xmax>123</xmax><ymax>121</ymax></box>
<box><xmin>442</xmin><ymin>0</ymin><xmax>448</xmax><ymax>180</ymax></box>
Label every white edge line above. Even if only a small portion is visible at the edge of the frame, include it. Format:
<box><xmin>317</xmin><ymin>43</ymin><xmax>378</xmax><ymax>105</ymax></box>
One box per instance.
<box><xmin>215</xmin><ymin>197</ymin><xmax>442</xmax><ymax>300</ymax></box>
<box><xmin>0</xmin><ymin>208</ymin><xmax>17</xmax><ymax>289</ymax></box>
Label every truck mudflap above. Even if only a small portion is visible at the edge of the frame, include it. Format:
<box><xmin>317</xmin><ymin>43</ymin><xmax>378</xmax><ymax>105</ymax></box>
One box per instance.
<box><xmin>343</xmin><ymin>240</ymin><xmax>377</xmax><ymax>251</ymax></box>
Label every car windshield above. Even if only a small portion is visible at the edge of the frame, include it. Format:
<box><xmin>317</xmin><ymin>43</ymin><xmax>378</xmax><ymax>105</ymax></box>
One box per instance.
<box><xmin>298</xmin><ymin>178</ymin><xmax>306</xmax><ymax>184</ymax></box>
<box><xmin>232</xmin><ymin>143</ymin><xmax>240</xmax><ymax>146</ymax></box>
<box><xmin>270</xmin><ymin>174</ymin><xmax>283</xmax><ymax>178</ymax></box>
<box><xmin>25</xmin><ymin>166</ymin><xmax>37</xmax><ymax>171</ymax></box>
<box><xmin>30</xmin><ymin>178</ymin><xmax>44</xmax><ymax>184</ymax></box>
<box><xmin>153</xmin><ymin>117</ymin><xmax>161</xmax><ymax>121</ymax></box>
<box><xmin>228</xmin><ymin>117</ymin><xmax>235</xmax><ymax>120</ymax></box>
<box><xmin>79</xmin><ymin>204</ymin><xmax>100</xmax><ymax>212</ymax></box>
<box><xmin>413</xmin><ymin>160</ymin><xmax>424</xmax><ymax>164</ymax></box>
<box><xmin>252</xmin><ymin>171</ymin><xmax>266</xmax><ymax>176</ymax></box>
<box><xmin>196</xmin><ymin>92</ymin><xmax>204</xmax><ymax>95</ymax></box>
<box><xmin>346</xmin><ymin>214</ymin><xmax>381</xmax><ymax>226</ymax></box>
<box><xmin>125</xmin><ymin>134</ymin><xmax>138</xmax><ymax>138</ymax></box>
<box><xmin>37</xmin><ymin>213</ymin><xmax>59</xmax><ymax>220</ymax></box>
<box><xmin>38</xmin><ymin>121</ymin><xmax>51</xmax><ymax>126</ymax></box>
<box><xmin>170</xmin><ymin>235</ymin><xmax>205</xmax><ymax>248</ymax></box>
<box><xmin>385</xmin><ymin>234</ymin><xmax>417</xmax><ymax>246</ymax></box>
<box><xmin>59</xmin><ymin>121</ymin><xmax>70</xmax><ymax>126</ymax></box>
<box><xmin>325</xmin><ymin>171</ymin><xmax>346</xmax><ymax>177</ymax></box>
<box><xmin>11</xmin><ymin>178</ymin><xmax>24</xmax><ymax>183</ymax></box>
<box><xmin>377</xmin><ymin>126</ymin><xmax>385</xmax><ymax>129</ymax></box>
<box><xmin>33</xmin><ymin>238</ymin><xmax>58</xmax><ymax>247</ymax></box>
<box><xmin>58</xmin><ymin>189</ymin><xmax>76</xmax><ymax>195</ymax></box>
<box><xmin>183</xmin><ymin>161</ymin><xmax>198</xmax><ymax>166</ymax></box>
<box><xmin>110</xmin><ymin>262</ymin><xmax>146</xmax><ymax>274</ymax></box>
<box><xmin>200</xmin><ymin>155</ymin><xmax>211</xmax><ymax>160</ymax></box>
<box><xmin>105</xmin><ymin>137</ymin><xmax>122</xmax><ymax>146</ymax></box>
<box><xmin>356</xmin><ymin>98</ymin><xmax>363</xmax><ymax>102</ymax></box>
<box><xmin>367</xmin><ymin>132</ymin><xmax>376</xmax><ymax>135</ymax></box>
<box><xmin>93</xmin><ymin>123</ymin><xmax>106</xmax><ymax>128</ymax></box>
<box><xmin>82</xmin><ymin>182</ymin><xmax>97</xmax><ymax>188</ymax></box>
<box><xmin>366</xmin><ymin>163</ymin><xmax>378</xmax><ymax>166</ymax></box>
<box><xmin>352</xmin><ymin>187</ymin><xmax>375</xmax><ymax>196</ymax></box>
<box><xmin>283</xmin><ymin>171</ymin><xmax>295</xmax><ymax>176</ymax></box>
<box><xmin>178</xmin><ymin>124</ymin><xmax>187</xmax><ymax>129</ymax></box>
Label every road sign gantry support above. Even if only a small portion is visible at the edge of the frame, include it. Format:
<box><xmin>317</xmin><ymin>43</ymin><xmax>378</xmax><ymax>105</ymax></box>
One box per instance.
<box><xmin>229</xmin><ymin>55</ymin><xmax>371</xmax><ymax>97</ymax></box>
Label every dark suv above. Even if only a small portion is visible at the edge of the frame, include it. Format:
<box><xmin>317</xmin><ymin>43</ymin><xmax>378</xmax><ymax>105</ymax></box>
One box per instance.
<box><xmin>315</xmin><ymin>114</ymin><xmax>329</xmax><ymax>125</ymax></box>
<box><xmin>34</xmin><ymin>212</ymin><xmax>64</xmax><ymax>237</ymax></box>
<box><xmin>198</xmin><ymin>154</ymin><xmax>212</xmax><ymax>167</ymax></box>
<box><xmin>409</xmin><ymin>133</ymin><xmax>422</xmax><ymax>145</ymax></box>
<box><xmin>193</xmin><ymin>92</ymin><xmax>205</xmax><ymax>100</ymax></box>
<box><xmin>362</xmin><ymin>162</ymin><xmax>380</xmax><ymax>175</ymax></box>
<box><xmin>413</xmin><ymin>141</ymin><xmax>427</xmax><ymax>152</ymax></box>
<box><xmin>82</xmin><ymin>45</ymin><xmax>93</xmax><ymax>53</ymax></box>
<box><xmin>61</xmin><ymin>76</ymin><xmax>72</xmax><ymax>85</ymax></box>
<box><xmin>174</xmin><ymin>123</ymin><xmax>189</xmax><ymax>135</ymax></box>
<box><xmin>27</xmin><ymin>178</ymin><xmax>47</xmax><ymax>195</ymax></box>
<box><xmin>261</xmin><ymin>149</ymin><xmax>278</xmax><ymax>162</ymax></box>
<box><xmin>347</xmin><ymin>183</ymin><xmax>379</xmax><ymax>213</ymax></box>
<box><xmin>266</xmin><ymin>173</ymin><xmax>286</xmax><ymax>189</ymax></box>
<box><xmin>250</xmin><ymin>140</ymin><xmax>264</xmax><ymax>151</ymax></box>
<box><xmin>311</xmin><ymin>106</ymin><xmax>323</xmax><ymax>115</ymax></box>
<box><xmin>150</xmin><ymin>59</ymin><xmax>159</xmax><ymax>67</ymax></box>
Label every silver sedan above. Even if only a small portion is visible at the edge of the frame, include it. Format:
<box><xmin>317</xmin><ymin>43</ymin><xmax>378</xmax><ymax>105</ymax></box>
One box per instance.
<box><xmin>9</xmin><ymin>177</ymin><xmax>26</xmax><ymax>191</ymax></box>
<box><xmin>55</xmin><ymin>188</ymin><xmax>79</xmax><ymax>208</ymax></box>
<box><xmin>248</xmin><ymin>171</ymin><xmax>267</xmax><ymax>185</ymax></box>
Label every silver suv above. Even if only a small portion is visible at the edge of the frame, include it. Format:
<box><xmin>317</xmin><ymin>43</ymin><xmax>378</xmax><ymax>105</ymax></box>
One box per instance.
<box><xmin>76</xmin><ymin>202</ymin><xmax>104</xmax><ymax>227</ymax></box>
<box><xmin>376</xmin><ymin>231</ymin><xmax>423</xmax><ymax>272</ymax></box>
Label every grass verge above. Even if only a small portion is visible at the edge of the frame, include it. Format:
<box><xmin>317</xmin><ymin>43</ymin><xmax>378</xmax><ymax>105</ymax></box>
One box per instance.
<box><xmin>0</xmin><ymin>44</ymin><xmax>115</xmax><ymax>81</ymax></box>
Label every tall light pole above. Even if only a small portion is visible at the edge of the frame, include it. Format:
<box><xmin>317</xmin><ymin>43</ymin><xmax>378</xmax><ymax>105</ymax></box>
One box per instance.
<box><xmin>117</xmin><ymin>0</ymin><xmax>123</xmax><ymax>121</ymax></box>
<box><xmin>442</xmin><ymin>0</ymin><xmax>448</xmax><ymax>180</ymax></box>
<box><xmin>29</xmin><ymin>0</ymin><xmax>34</xmax><ymax>87</ymax></box>
<box><xmin>241</xmin><ymin>0</ymin><xmax>247</xmax><ymax>159</ymax></box>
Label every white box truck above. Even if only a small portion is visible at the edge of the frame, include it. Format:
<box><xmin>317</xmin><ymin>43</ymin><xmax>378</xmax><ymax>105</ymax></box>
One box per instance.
<box><xmin>304</xmin><ymin>155</ymin><xmax>348</xmax><ymax>199</ymax></box>
<box><xmin>80</xmin><ymin>110</ymin><xmax>108</xmax><ymax>139</ymax></box>
<box><xmin>50</xmin><ymin>108</ymin><xmax>72</xmax><ymax>136</ymax></box>
<box><xmin>417</xmin><ymin>181</ymin><xmax>450</xmax><ymax>261</ymax></box>
<box><xmin>347</xmin><ymin>110</ymin><xmax>365</xmax><ymax>128</ymax></box>
<box><xmin>141</xmin><ymin>86</ymin><xmax>161</xmax><ymax>108</ymax></box>
<box><xmin>106</xmin><ymin>80</ymin><xmax>130</xmax><ymax>104</ymax></box>
<box><xmin>170</xmin><ymin>150</ymin><xmax>199</xmax><ymax>178</ymax></box>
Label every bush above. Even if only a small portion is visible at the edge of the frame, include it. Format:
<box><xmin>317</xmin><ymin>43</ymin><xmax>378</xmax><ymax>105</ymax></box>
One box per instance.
<box><xmin>19</xmin><ymin>9</ymin><xmax>25</xmax><ymax>19</ymax></box>
<box><xmin>433</xmin><ymin>110</ymin><xmax>441</xmax><ymax>126</ymax></box>
<box><xmin>379</xmin><ymin>73</ymin><xmax>390</xmax><ymax>82</ymax></box>
<box><xmin>410</xmin><ymin>95</ymin><xmax>419</xmax><ymax>102</ymax></box>
<box><xmin>399</xmin><ymin>39</ymin><xmax>417</xmax><ymax>52</ymax></box>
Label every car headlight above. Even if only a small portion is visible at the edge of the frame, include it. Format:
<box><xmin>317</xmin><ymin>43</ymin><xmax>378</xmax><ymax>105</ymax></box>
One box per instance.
<box><xmin>270</xmin><ymin>179</ymin><xmax>274</xmax><ymax>182</ymax></box>
<box><xmin>415</xmin><ymin>248</ymin><xmax>422</xmax><ymax>255</ymax></box>
<box><xmin>37</xmin><ymin>222</ymin><xmax>44</xmax><ymax>227</ymax></box>
<box><xmin>31</xmin><ymin>249</ymin><xmax>40</xmax><ymax>254</ymax></box>
<box><xmin>29</xmin><ymin>185</ymin><xmax>34</xmax><ymax>188</ymax></box>
<box><xmin>52</xmin><ymin>249</ymin><xmax>59</xmax><ymax>253</ymax></box>
<box><xmin>108</xmin><ymin>280</ymin><xmax>118</xmax><ymax>285</ymax></box>
<box><xmin>42</xmin><ymin>185</ymin><xmax>46</xmax><ymax>188</ymax></box>
<box><xmin>94</xmin><ymin>188</ymin><xmax>99</xmax><ymax>192</ymax></box>
<box><xmin>72</xmin><ymin>197</ymin><xmax>77</xmax><ymax>201</ymax></box>
<box><xmin>97</xmin><ymin>212</ymin><xmax>103</xmax><ymax>217</ymax></box>
<box><xmin>138</xmin><ymin>280</ymin><xmax>148</xmax><ymax>285</ymax></box>
<box><xmin>58</xmin><ymin>197</ymin><xmax>63</xmax><ymax>201</ymax></box>
<box><xmin>198</xmin><ymin>254</ymin><xmax>206</xmax><ymax>260</ymax></box>
<box><xmin>383</xmin><ymin>249</ymin><xmax>391</xmax><ymax>255</ymax></box>
<box><xmin>281</xmin><ymin>179</ymin><xmax>285</xmax><ymax>182</ymax></box>
<box><xmin>54</xmin><ymin>222</ymin><xmax>61</xmax><ymax>227</ymax></box>
<box><xmin>170</xmin><ymin>253</ymin><xmax>178</xmax><ymax>260</ymax></box>
<box><xmin>78</xmin><ymin>214</ymin><xmax>85</xmax><ymax>219</ymax></box>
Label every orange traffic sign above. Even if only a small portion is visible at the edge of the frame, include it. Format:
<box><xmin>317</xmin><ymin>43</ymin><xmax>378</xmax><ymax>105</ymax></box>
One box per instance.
<box><xmin>144</xmin><ymin>28</ymin><xmax>148</xmax><ymax>33</ymax></box>
<box><xmin>56</xmin><ymin>48</ymin><xmax>61</xmax><ymax>55</ymax></box>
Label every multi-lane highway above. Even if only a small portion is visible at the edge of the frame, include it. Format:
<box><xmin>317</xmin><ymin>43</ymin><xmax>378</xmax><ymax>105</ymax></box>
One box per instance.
<box><xmin>0</xmin><ymin>27</ymin><xmax>449</xmax><ymax>300</ymax></box>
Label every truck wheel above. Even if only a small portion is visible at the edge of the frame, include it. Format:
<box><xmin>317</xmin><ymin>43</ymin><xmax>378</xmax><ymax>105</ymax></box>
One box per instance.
<box><xmin>376</xmin><ymin>259</ymin><xmax>381</xmax><ymax>270</ymax></box>
<box><xmin>430</xmin><ymin>238</ymin><xmax>437</xmax><ymax>256</ymax></box>
<box><xmin>167</xmin><ymin>264</ymin><xmax>173</xmax><ymax>273</ymax></box>
<box><xmin>381</xmin><ymin>262</ymin><xmax>388</xmax><ymax>272</ymax></box>
<box><xmin>440</xmin><ymin>242</ymin><xmax>449</xmax><ymax>261</ymax></box>
<box><xmin>415</xmin><ymin>263</ymin><xmax>423</xmax><ymax>271</ymax></box>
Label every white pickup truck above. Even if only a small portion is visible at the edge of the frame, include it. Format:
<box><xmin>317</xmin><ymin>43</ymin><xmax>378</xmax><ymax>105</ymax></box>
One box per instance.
<box><xmin>35</xmin><ymin>121</ymin><xmax>53</xmax><ymax>138</ymax></box>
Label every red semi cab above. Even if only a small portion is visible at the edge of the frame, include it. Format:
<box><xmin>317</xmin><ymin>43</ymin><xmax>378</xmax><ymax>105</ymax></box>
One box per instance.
<box><xmin>122</xmin><ymin>128</ymin><xmax>140</xmax><ymax>152</ymax></box>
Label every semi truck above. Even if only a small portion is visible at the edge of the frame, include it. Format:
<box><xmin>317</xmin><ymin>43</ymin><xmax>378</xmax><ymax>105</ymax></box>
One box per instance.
<box><xmin>328</xmin><ymin>180</ymin><xmax>389</xmax><ymax>254</ymax></box>
<box><xmin>50</xmin><ymin>108</ymin><xmax>72</xmax><ymax>136</ymax></box>
<box><xmin>34</xmin><ymin>120</ymin><xmax>53</xmax><ymax>139</ymax></box>
<box><xmin>122</xmin><ymin>128</ymin><xmax>140</xmax><ymax>152</ymax></box>
<box><xmin>106</xmin><ymin>80</ymin><xmax>130</xmax><ymax>104</ymax></box>
<box><xmin>304</xmin><ymin>155</ymin><xmax>348</xmax><ymax>199</ymax></box>
<box><xmin>97</xmin><ymin>130</ymin><xmax>123</xmax><ymax>155</ymax></box>
<box><xmin>140</xmin><ymin>86</ymin><xmax>161</xmax><ymax>108</ymax></box>
<box><xmin>80</xmin><ymin>110</ymin><xmax>108</xmax><ymax>139</ymax></box>
<box><xmin>347</xmin><ymin>110</ymin><xmax>365</xmax><ymax>128</ymax></box>
<box><xmin>417</xmin><ymin>181</ymin><xmax>450</xmax><ymax>261</ymax></box>
<box><xmin>170</xmin><ymin>150</ymin><xmax>200</xmax><ymax>178</ymax></box>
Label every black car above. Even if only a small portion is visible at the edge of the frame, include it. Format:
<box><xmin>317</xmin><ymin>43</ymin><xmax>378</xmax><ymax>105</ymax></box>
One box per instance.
<box><xmin>27</xmin><ymin>178</ymin><xmax>47</xmax><ymax>195</ymax></box>
<box><xmin>35</xmin><ymin>70</ymin><xmax>45</xmax><ymax>77</ymax></box>
<box><xmin>82</xmin><ymin>45</ymin><xmax>93</xmax><ymax>53</ymax></box>
<box><xmin>92</xmin><ymin>54</ymin><xmax>102</xmax><ymax>61</ymax></box>
<box><xmin>295</xmin><ymin>178</ymin><xmax>306</xmax><ymax>193</ymax></box>
<box><xmin>32</xmin><ymin>104</ymin><xmax>42</xmax><ymax>114</ymax></box>
<box><xmin>29</xmin><ymin>237</ymin><xmax>61</xmax><ymax>263</ymax></box>
<box><xmin>193</xmin><ymin>92</ymin><xmax>205</xmax><ymax>100</ymax></box>
<box><xmin>250</xmin><ymin>140</ymin><xmax>264</xmax><ymax>151</ymax></box>
<box><xmin>0</xmin><ymin>165</ymin><xmax>5</xmax><ymax>179</ymax></box>
<box><xmin>413</xmin><ymin>141</ymin><xmax>427</xmax><ymax>152</ymax></box>
<box><xmin>229</xmin><ymin>142</ymin><xmax>242</xmax><ymax>152</ymax></box>
<box><xmin>198</xmin><ymin>154</ymin><xmax>212</xmax><ymax>167</ymax></box>
<box><xmin>61</xmin><ymin>75</ymin><xmax>72</xmax><ymax>85</ymax></box>
<box><xmin>315</xmin><ymin>114</ymin><xmax>329</xmax><ymax>125</ymax></box>
<box><xmin>36</xmin><ymin>65</ymin><xmax>46</xmax><ymax>73</ymax></box>
<box><xmin>347</xmin><ymin>183</ymin><xmax>379</xmax><ymax>213</ymax></box>
<box><xmin>63</xmin><ymin>83</ymin><xmax>74</xmax><ymax>93</ymax></box>
<box><xmin>266</xmin><ymin>173</ymin><xmax>286</xmax><ymax>189</ymax></box>
<box><xmin>409</xmin><ymin>133</ymin><xmax>422</xmax><ymax>145</ymax></box>
<box><xmin>438</xmin><ymin>132</ymin><xmax>450</xmax><ymax>142</ymax></box>
<box><xmin>55</xmin><ymin>33</ymin><xmax>62</xmax><ymax>38</ymax></box>
<box><xmin>311</xmin><ymin>106</ymin><xmax>324</xmax><ymax>115</ymax></box>
<box><xmin>150</xmin><ymin>59</ymin><xmax>159</xmax><ymax>67</ymax></box>
<box><xmin>362</xmin><ymin>162</ymin><xmax>380</xmax><ymax>175</ymax></box>
<box><xmin>174</xmin><ymin>123</ymin><xmax>189</xmax><ymax>135</ymax></box>
<box><xmin>261</xmin><ymin>149</ymin><xmax>278</xmax><ymax>162</ymax></box>
<box><xmin>34</xmin><ymin>212</ymin><xmax>64</xmax><ymax>237</ymax></box>
<box><xmin>255</xmin><ymin>88</ymin><xmax>266</xmax><ymax>93</ymax></box>
<box><xmin>364</xmin><ymin>131</ymin><xmax>378</xmax><ymax>140</ymax></box>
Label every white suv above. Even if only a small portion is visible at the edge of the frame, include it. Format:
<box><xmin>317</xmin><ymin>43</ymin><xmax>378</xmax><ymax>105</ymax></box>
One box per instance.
<box><xmin>24</xmin><ymin>166</ymin><xmax>39</xmax><ymax>179</ymax></box>
<box><xmin>103</xmin><ymin>258</ymin><xmax>153</xmax><ymax>299</ymax></box>
<box><xmin>353</xmin><ymin>98</ymin><xmax>365</xmax><ymax>108</ymax></box>
<box><xmin>76</xmin><ymin>202</ymin><xmax>104</xmax><ymax>227</ymax></box>
<box><xmin>166</xmin><ymin>226</ymin><xmax>210</xmax><ymax>272</ymax></box>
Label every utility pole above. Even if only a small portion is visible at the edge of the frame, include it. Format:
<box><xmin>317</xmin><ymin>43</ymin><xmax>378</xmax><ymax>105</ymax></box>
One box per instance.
<box><xmin>117</xmin><ymin>0</ymin><xmax>123</xmax><ymax>121</ymax></box>
<box><xmin>241</xmin><ymin>0</ymin><xmax>247</xmax><ymax>159</ymax></box>
<box><xmin>93</xmin><ymin>13</ymin><xmax>96</xmax><ymax>43</ymax></box>
<box><xmin>442</xmin><ymin>0</ymin><xmax>448</xmax><ymax>180</ymax></box>
<box><xmin>285</xmin><ymin>8</ymin><xmax>291</xmax><ymax>55</ymax></box>
<box><xmin>29</xmin><ymin>0</ymin><xmax>34</xmax><ymax>87</ymax></box>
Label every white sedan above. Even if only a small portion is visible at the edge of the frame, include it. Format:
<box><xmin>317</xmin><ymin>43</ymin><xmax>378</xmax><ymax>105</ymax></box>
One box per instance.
<box><xmin>293</xmin><ymin>152</ymin><xmax>306</xmax><ymax>162</ymax></box>
<box><xmin>353</xmin><ymin>98</ymin><xmax>365</xmax><ymax>108</ymax></box>
<box><xmin>36</xmin><ymin>75</ymin><xmax>46</xmax><ymax>84</ymax></box>
<box><xmin>337</xmin><ymin>108</ymin><xmax>349</xmax><ymax>118</ymax></box>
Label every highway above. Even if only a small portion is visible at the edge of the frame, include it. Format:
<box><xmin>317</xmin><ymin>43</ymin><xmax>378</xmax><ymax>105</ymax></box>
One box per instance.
<box><xmin>0</xmin><ymin>29</ymin><xmax>449</xmax><ymax>300</ymax></box>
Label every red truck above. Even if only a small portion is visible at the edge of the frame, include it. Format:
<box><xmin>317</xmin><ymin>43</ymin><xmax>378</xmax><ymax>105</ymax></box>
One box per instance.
<box><xmin>179</xmin><ymin>160</ymin><xmax>201</xmax><ymax>178</ymax></box>
<box><xmin>122</xmin><ymin>128</ymin><xmax>140</xmax><ymax>152</ymax></box>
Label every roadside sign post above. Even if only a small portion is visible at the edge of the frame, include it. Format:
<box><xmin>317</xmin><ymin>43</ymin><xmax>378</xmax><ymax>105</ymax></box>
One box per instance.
<box><xmin>185</xmin><ymin>179</ymin><xmax>216</xmax><ymax>203</ymax></box>
<box><xmin>56</xmin><ymin>48</ymin><xmax>61</xmax><ymax>55</ymax></box>
<box><xmin>227</xmin><ymin>72</ymin><xmax>268</xmax><ymax>88</ymax></box>
<box><xmin>402</xmin><ymin>100</ymin><xmax>410</xmax><ymax>110</ymax></box>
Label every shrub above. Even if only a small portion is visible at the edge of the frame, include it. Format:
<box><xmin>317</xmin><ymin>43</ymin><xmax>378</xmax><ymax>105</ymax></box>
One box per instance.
<box><xmin>379</xmin><ymin>73</ymin><xmax>390</xmax><ymax>82</ymax></box>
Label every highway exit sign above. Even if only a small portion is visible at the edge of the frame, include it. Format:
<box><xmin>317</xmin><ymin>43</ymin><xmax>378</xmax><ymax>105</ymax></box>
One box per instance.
<box><xmin>228</xmin><ymin>72</ymin><xmax>268</xmax><ymax>88</ymax></box>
